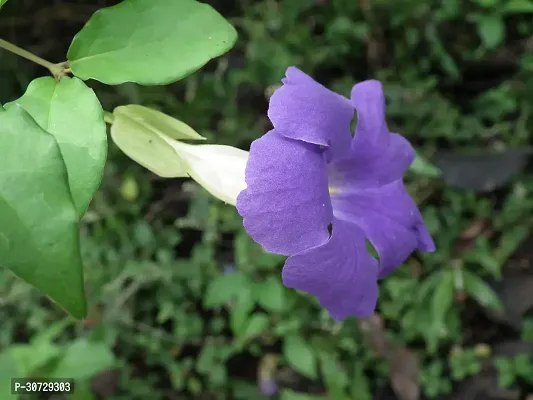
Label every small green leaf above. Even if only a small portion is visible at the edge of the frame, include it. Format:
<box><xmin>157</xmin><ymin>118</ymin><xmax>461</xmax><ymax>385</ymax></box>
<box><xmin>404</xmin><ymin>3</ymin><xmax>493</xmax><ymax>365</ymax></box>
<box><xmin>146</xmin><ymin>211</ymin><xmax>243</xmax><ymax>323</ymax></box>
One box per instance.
<box><xmin>32</xmin><ymin>318</ymin><xmax>75</xmax><ymax>345</ymax></box>
<box><xmin>319</xmin><ymin>353</ymin><xmax>349</xmax><ymax>399</ymax></box>
<box><xmin>0</xmin><ymin>106</ymin><xmax>87</xmax><ymax>318</ymax></box>
<box><xmin>350</xmin><ymin>365</ymin><xmax>372</xmax><ymax>400</ymax></box>
<box><xmin>477</xmin><ymin>15</ymin><xmax>505</xmax><ymax>49</ymax></box>
<box><xmin>502</xmin><ymin>0</ymin><xmax>533</xmax><ymax>13</ymax></box>
<box><xmin>478</xmin><ymin>253</ymin><xmax>502</xmax><ymax>278</ymax></box>
<box><xmin>196</xmin><ymin>343</ymin><xmax>217</xmax><ymax>374</ymax></box>
<box><xmin>431</xmin><ymin>270</ymin><xmax>455</xmax><ymax>331</ymax></box>
<box><xmin>238</xmin><ymin>312</ymin><xmax>269</xmax><ymax>343</ymax></box>
<box><xmin>230</xmin><ymin>285</ymin><xmax>255</xmax><ymax>335</ymax></box>
<box><xmin>283</xmin><ymin>335</ymin><xmax>318</xmax><ymax>379</ymax></box>
<box><xmin>67</xmin><ymin>0</ymin><xmax>238</xmax><ymax>85</ymax></box>
<box><xmin>463</xmin><ymin>270</ymin><xmax>503</xmax><ymax>311</ymax></box>
<box><xmin>71</xmin><ymin>382</ymin><xmax>97</xmax><ymax>400</ymax></box>
<box><xmin>49</xmin><ymin>339</ymin><xmax>115</xmax><ymax>379</ymax></box>
<box><xmin>0</xmin><ymin>350</ymin><xmax>20</xmax><ymax>399</ymax></box>
<box><xmin>5</xmin><ymin>77</ymin><xmax>107</xmax><ymax>216</ymax></box>
<box><xmin>203</xmin><ymin>271</ymin><xmax>249</xmax><ymax>309</ymax></box>
<box><xmin>255</xmin><ymin>276</ymin><xmax>287</xmax><ymax>312</ymax></box>
<box><xmin>409</xmin><ymin>151</ymin><xmax>441</xmax><ymax>178</ymax></box>
<box><xmin>513</xmin><ymin>354</ymin><xmax>533</xmax><ymax>379</ymax></box>
<box><xmin>473</xmin><ymin>0</ymin><xmax>498</xmax><ymax>6</ymax></box>
<box><xmin>494</xmin><ymin>357</ymin><xmax>516</xmax><ymax>388</ymax></box>
<box><xmin>11</xmin><ymin>343</ymin><xmax>62</xmax><ymax>376</ymax></box>
<box><xmin>0</xmin><ymin>0</ymin><xmax>8</xmax><ymax>8</ymax></box>
<box><xmin>280</xmin><ymin>390</ymin><xmax>327</xmax><ymax>400</ymax></box>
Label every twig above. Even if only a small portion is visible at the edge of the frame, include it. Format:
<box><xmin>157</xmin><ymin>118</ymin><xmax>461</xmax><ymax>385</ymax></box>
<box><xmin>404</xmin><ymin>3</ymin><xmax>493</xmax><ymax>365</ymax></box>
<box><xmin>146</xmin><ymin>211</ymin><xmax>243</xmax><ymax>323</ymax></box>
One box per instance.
<box><xmin>0</xmin><ymin>38</ymin><xmax>69</xmax><ymax>80</ymax></box>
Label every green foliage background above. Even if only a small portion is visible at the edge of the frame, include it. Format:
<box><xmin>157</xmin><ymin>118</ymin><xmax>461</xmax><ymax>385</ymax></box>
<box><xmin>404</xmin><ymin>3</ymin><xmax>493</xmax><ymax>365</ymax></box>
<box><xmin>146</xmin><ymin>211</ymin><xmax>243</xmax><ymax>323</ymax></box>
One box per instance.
<box><xmin>2</xmin><ymin>0</ymin><xmax>533</xmax><ymax>399</ymax></box>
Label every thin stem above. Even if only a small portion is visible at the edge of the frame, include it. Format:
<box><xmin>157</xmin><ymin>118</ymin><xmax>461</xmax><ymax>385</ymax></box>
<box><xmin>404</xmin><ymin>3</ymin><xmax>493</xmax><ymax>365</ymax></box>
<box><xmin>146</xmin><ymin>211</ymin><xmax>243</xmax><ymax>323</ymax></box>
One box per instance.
<box><xmin>0</xmin><ymin>38</ymin><xmax>56</xmax><ymax>70</ymax></box>
<box><xmin>0</xmin><ymin>38</ymin><xmax>67</xmax><ymax>79</ymax></box>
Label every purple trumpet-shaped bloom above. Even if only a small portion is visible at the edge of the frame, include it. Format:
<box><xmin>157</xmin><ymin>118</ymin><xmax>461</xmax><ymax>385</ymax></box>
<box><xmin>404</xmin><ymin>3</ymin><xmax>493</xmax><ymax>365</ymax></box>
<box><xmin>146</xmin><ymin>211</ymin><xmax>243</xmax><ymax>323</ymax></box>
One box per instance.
<box><xmin>236</xmin><ymin>67</ymin><xmax>435</xmax><ymax>321</ymax></box>
<box><xmin>258</xmin><ymin>379</ymin><xmax>278</xmax><ymax>396</ymax></box>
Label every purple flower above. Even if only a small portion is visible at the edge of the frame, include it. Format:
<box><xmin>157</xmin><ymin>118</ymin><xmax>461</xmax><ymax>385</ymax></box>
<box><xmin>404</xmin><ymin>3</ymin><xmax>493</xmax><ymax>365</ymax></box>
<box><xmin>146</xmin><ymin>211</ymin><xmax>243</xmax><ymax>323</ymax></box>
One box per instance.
<box><xmin>258</xmin><ymin>379</ymin><xmax>278</xmax><ymax>396</ymax></box>
<box><xmin>223</xmin><ymin>263</ymin><xmax>236</xmax><ymax>274</ymax></box>
<box><xmin>236</xmin><ymin>67</ymin><xmax>435</xmax><ymax>321</ymax></box>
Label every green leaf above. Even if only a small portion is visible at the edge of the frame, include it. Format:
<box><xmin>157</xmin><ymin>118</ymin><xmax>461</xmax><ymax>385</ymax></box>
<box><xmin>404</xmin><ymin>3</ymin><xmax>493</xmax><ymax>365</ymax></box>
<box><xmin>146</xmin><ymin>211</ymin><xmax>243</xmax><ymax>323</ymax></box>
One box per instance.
<box><xmin>0</xmin><ymin>350</ymin><xmax>20</xmax><ymax>399</ymax></box>
<box><xmin>67</xmin><ymin>0</ymin><xmax>238</xmax><ymax>85</ymax></box>
<box><xmin>477</xmin><ymin>15</ymin><xmax>505</xmax><ymax>49</ymax></box>
<box><xmin>283</xmin><ymin>335</ymin><xmax>318</xmax><ymax>379</ymax></box>
<box><xmin>203</xmin><ymin>271</ymin><xmax>250</xmax><ymax>309</ymax></box>
<box><xmin>409</xmin><ymin>151</ymin><xmax>441</xmax><ymax>178</ymax></box>
<box><xmin>255</xmin><ymin>276</ymin><xmax>287</xmax><ymax>312</ymax></box>
<box><xmin>71</xmin><ymin>382</ymin><xmax>97</xmax><ymax>400</ymax></box>
<box><xmin>431</xmin><ymin>270</ymin><xmax>455</xmax><ymax>331</ymax></box>
<box><xmin>350</xmin><ymin>365</ymin><xmax>372</xmax><ymax>400</ymax></box>
<box><xmin>463</xmin><ymin>270</ymin><xmax>503</xmax><ymax>311</ymax></box>
<box><xmin>5</xmin><ymin>77</ymin><xmax>107</xmax><ymax>216</ymax></box>
<box><xmin>0</xmin><ymin>0</ymin><xmax>8</xmax><ymax>8</ymax></box>
<box><xmin>502</xmin><ymin>0</ymin><xmax>533</xmax><ymax>13</ymax></box>
<box><xmin>239</xmin><ymin>313</ymin><xmax>269</xmax><ymax>343</ymax></box>
<box><xmin>32</xmin><ymin>318</ymin><xmax>76</xmax><ymax>345</ymax></box>
<box><xmin>465</xmin><ymin>249</ymin><xmax>501</xmax><ymax>278</ymax></box>
<box><xmin>319</xmin><ymin>353</ymin><xmax>349</xmax><ymax>399</ymax></box>
<box><xmin>0</xmin><ymin>106</ymin><xmax>87</xmax><ymax>318</ymax></box>
<box><xmin>49</xmin><ymin>339</ymin><xmax>115</xmax><ymax>379</ymax></box>
<box><xmin>230</xmin><ymin>285</ymin><xmax>256</xmax><ymax>335</ymax></box>
<box><xmin>280</xmin><ymin>390</ymin><xmax>327</xmax><ymax>400</ymax></box>
<box><xmin>11</xmin><ymin>343</ymin><xmax>62</xmax><ymax>376</ymax></box>
<box><xmin>473</xmin><ymin>0</ymin><xmax>498</xmax><ymax>6</ymax></box>
<box><xmin>494</xmin><ymin>357</ymin><xmax>516</xmax><ymax>388</ymax></box>
<box><xmin>513</xmin><ymin>354</ymin><xmax>533</xmax><ymax>379</ymax></box>
<box><xmin>196</xmin><ymin>343</ymin><xmax>217</xmax><ymax>374</ymax></box>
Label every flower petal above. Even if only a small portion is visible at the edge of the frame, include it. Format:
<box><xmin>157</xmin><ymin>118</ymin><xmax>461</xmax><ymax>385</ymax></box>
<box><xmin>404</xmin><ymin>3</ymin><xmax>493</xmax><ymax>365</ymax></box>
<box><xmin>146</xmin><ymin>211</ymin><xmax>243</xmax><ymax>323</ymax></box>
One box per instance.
<box><xmin>333</xmin><ymin>80</ymin><xmax>415</xmax><ymax>189</ymax></box>
<box><xmin>282</xmin><ymin>219</ymin><xmax>379</xmax><ymax>320</ymax></box>
<box><xmin>330</xmin><ymin>180</ymin><xmax>435</xmax><ymax>278</ymax></box>
<box><xmin>328</xmin><ymin>132</ymin><xmax>415</xmax><ymax>190</ymax></box>
<box><xmin>164</xmin><ymin>139</ymin><xmax>248</xmax><ymax>205</ymax></box>
<box><xmin>350</xmin><ymin>80</ymin><xmax>389</xmax><ymax>147</ymax></box>
<box><xmin>236</xmin><ymin>130</ymin><xmax>332</xmax><ymax>256</ymax></box>
<box><xmin>268</xmin><ymin>67</ymin><xmax>353</xmax><ymax>161</ymax></box>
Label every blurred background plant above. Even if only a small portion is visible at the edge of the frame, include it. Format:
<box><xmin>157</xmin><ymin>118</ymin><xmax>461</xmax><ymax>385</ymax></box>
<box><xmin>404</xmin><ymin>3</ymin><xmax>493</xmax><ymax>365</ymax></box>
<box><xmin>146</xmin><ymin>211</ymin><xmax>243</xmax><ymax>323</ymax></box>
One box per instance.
<box><xmin>2</xmin><ymin>0</ymin><xmax>533</xmax><ymax>399</ymax></box>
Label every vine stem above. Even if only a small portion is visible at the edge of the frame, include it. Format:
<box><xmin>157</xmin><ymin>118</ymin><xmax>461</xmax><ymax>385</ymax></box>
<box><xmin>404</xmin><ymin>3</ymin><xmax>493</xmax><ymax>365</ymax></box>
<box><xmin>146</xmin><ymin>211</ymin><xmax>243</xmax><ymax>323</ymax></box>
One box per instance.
<box><xmin>0</xmin><ymin>38</ymin><xmax>68</xmax><ymax>80</ymax></box>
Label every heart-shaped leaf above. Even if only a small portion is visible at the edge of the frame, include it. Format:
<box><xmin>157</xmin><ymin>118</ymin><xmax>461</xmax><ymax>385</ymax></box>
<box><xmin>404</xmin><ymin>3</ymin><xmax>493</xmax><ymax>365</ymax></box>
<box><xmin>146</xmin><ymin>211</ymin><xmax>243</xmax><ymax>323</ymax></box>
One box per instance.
<box><xmin>5</xmin><ymin>77</ymin><xmax>107</xmax><ymax>216</ymax></box>
<box><xmin>67</xmin><ymin>0</ymin><xmax>238</xmax><ymax>85</ymax></box>
<box><xmin>0</xmin><ymin>106</ymin><xmax>86</xmax><ymax>318</ymax></box>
